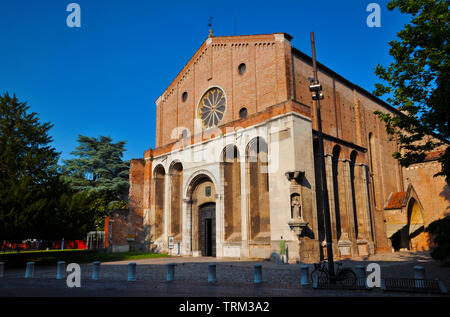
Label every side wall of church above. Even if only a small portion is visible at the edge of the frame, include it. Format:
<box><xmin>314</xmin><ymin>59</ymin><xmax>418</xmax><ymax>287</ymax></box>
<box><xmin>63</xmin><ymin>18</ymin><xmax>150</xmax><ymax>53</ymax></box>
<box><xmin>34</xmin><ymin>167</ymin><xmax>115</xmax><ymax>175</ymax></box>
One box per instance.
<box><xmin>291</xmin><ymin>49</ymin><xmax>449</xmax><ymax>254</ymax></box>
<box><xmin>292</xmin><ymin>50</ymin><xmax>406</xmax><ymax>253</ymax></box>
<box><xmin>403</xmin><ymin>161</ymin><xmax>450</xmax><ymax>225</ymax></box>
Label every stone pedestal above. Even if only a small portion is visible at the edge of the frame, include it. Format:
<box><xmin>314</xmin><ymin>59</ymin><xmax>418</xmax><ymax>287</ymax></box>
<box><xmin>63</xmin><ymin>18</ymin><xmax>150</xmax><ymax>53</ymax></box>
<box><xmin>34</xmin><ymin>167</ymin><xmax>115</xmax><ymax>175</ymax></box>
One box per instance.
<box><xmin>288</xmin><ymin>218</ymin><xmax>309</xmax><ymax>237</ymax></box>
<box><xmin>357</xmin><ymin>239</ymin><xmax>369</xmax><ymax>256</ymax></box>
<box><xmin>288</xmin><ymin>218</ymin><xmax>309</xmax><ymax>262</ymax></box>
<box><xmin>338</xmin><ymin>233</ymin><xmax>353</xmax><ymax>258</ymax></box>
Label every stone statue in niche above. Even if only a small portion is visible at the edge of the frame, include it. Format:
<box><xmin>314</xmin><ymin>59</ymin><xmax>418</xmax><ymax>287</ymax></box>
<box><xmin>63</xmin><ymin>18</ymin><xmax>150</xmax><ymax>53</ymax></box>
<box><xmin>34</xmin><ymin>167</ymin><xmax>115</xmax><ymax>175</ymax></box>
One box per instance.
<box><xmin>291</xmin><ymin>194</ymin><xmax>301</xmax><ymax>219</ymax></box>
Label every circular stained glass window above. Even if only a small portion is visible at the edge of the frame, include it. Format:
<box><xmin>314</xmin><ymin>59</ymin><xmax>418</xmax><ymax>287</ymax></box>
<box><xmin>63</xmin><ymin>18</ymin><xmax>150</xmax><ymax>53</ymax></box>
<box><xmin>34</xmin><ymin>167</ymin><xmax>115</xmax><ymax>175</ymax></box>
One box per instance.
<box><xmin>198</xmin><ymin>87</ymin><xmax>226</xmax><ymax>128</ymax></box>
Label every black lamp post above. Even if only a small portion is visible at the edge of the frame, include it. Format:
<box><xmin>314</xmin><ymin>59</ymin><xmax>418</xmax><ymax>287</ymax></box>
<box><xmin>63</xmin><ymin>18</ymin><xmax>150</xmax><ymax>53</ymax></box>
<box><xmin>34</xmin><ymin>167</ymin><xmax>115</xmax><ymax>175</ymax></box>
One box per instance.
<box><xmin>310</xmin><ymin>32</ymin><xmax>335</xmax><ymax>278</ymax></box>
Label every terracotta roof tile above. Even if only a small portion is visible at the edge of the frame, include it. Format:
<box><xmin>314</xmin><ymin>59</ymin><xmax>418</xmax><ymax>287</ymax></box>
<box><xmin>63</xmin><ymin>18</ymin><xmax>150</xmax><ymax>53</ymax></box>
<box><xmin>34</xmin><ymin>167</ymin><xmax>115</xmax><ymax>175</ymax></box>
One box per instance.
<box><xmin>385</xmin><ymin>191</ymin><xmax>407</xmax><ymax>210</ymax></box>
<box><xmin>424</xmin><ymin>150</ymin><xmax>445</xmax><ymax>161</ymax></box>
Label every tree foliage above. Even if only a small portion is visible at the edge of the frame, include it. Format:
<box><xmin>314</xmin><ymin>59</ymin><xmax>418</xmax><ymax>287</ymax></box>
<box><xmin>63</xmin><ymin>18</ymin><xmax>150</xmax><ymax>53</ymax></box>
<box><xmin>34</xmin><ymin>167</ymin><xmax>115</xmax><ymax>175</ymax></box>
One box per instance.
<box><xmin>373</xmin><ymin>0</ymin><xmax>449</xmax><ymax>181</ymax></box>
<box><xmin>0</xmin><ymin>92</ymin><xmax>95</xmax><ymax>242</ymax></box>
<box><xmin>62</xmin><ymin>135</ymin><xmax>130</xmax><ymax>228</ymax></box>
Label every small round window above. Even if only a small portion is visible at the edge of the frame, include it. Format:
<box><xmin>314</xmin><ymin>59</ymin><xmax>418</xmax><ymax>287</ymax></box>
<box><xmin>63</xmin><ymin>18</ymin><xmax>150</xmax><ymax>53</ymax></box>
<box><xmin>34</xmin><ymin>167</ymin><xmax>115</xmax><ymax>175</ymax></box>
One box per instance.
<box><xmin>238</xmin><ymin>63</ymin><xmax>246</xmax><ymax>75</ymax></box>
<box><xmin>239</xmin><ymin>107</ymin><xmax>247</xmax><ymax>119</ymax></box>
<box><xmin>182</xmin><ymin>91</ymin><xmax>188</xmax><ymax>102</ymax></box>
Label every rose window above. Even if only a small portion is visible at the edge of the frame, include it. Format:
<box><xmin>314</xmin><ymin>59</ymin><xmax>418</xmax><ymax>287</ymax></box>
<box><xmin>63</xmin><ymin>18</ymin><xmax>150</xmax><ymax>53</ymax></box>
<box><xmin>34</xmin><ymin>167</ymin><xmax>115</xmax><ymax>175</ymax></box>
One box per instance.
<box><xmin>198</xmin><ymin>87</ymin><xmax>226</xmax><ymax>128</ymax></box>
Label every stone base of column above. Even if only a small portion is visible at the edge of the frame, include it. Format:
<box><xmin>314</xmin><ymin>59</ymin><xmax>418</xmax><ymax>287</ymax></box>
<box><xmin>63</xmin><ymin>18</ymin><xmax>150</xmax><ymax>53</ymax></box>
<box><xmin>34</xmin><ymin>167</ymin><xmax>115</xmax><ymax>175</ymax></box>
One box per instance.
<box><xmin>338</xmin><ymin>238</ymin><xmax>353</xmax><ymax>258</ymax></box>
<box><xmin>357</xmin><ymin>239</ymin><xmax>369</xmax><ymax>256</ymax></box>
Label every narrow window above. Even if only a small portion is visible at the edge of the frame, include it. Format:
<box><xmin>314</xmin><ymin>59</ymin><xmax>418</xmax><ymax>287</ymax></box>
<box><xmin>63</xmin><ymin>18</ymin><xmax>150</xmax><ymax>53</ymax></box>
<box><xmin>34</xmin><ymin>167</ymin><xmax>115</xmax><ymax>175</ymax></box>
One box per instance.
<box><xmin>182</xmin><ymin>91</ymin><xmax>188</xmax><ymax>102</ymax></box>
<box><xmin>238</xmin><ymin>63</ymin><xmax>246</xmax><ymax>75</ymax></box>
<box><xmin>239</xmin><ymin>107</ymin><xmax>247</xmax><ymax>119</ymax></box>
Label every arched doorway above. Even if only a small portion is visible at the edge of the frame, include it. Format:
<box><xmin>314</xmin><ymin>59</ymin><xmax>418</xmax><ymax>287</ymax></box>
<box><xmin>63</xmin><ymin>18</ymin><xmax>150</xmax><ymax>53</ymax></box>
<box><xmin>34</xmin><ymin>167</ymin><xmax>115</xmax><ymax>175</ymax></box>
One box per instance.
<box><xmin>199</xmin><ymin>202</ymin><xmax>216</xmax><ymax>256</ymax></box>
<box><xmin>185</xmin><ymin>173</ymin><xmax>217</xmax><ymax>257</ymax></box>
<box><xmin>390</xmin><ymin>198</ymin><xmax>426</xmax><ymax>251</ymax></box>
<box><xmin>407</xmin><ymin>199</ymin><xmax>426</xmax><ymax>251</ymax></box>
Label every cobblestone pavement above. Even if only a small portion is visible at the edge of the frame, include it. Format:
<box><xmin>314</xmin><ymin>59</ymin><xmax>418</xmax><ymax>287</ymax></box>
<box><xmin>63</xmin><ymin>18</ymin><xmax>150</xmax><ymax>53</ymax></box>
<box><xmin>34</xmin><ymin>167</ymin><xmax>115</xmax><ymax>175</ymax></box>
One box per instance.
<box><xmin>0</xmin><ymin>251</ymin><xmax>448</xmax><ymax>297</ymax></box>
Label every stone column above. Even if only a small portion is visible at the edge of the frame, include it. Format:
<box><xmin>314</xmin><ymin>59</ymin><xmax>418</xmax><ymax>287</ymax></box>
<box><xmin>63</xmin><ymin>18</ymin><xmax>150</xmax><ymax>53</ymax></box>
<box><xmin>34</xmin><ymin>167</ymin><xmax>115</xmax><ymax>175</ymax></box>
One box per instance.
<box><xmin>215</xmin><ymin>191</ymin><xmax>224</xmax><ymax>258</ymax></box>
<box><xmin>143</xmin><ymin>156</ymin><xmax>152</xmax><ymax>250</ymax></box>
<box><xmin>149</xmin><ymin>176</ymin><xmax>156</xmax><ymax>248</ymax></box>
<box><xmin>325</xmin><ymin>154</ymin><xmax>338</xmax><ymax>240</ymax></box>
<box><xmin>355</xmin><ymin>164</ymin><xmax>373</xmax><ymax>255</ymax></box>
<box><xmin>343</xmin><ymin>159</ymin><xmax>357</xmax><ymax>241</ymax></box>
<box><xmin>163</xmin><ymin>172</ymin><xmax>170</xmax><ymax>252</ymax></box>
<box><xmin>337</xmin><ymin>159</ymin><xmax>355</xmax><ymax>257</ymax></box>
<box><xmin>182</xmin><ymin>198</ymin><xmax>193</xmax><ymax>256</ymax></box>
<box><xmin>240</xmin><ymin>153</ymin><xmax>249</xmax><ymax>258</ymax></box>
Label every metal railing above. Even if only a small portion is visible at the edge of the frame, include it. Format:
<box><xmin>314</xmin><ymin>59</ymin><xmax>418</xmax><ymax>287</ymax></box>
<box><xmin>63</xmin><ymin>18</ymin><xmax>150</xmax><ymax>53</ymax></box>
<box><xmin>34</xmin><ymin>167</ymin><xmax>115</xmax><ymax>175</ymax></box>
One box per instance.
<box><xmin>382</xmin><ymin>278</ymin><xmax>447</xmax><ymax>294</ymax></box>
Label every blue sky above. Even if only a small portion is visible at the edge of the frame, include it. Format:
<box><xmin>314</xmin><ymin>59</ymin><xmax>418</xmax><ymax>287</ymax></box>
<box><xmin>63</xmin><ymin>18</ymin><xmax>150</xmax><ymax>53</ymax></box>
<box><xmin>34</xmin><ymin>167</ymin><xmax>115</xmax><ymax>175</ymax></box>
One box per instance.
<box><xmin>0</xmin><ymin>0</ymin><xmax>410</xmax><ymax>162</ymax></box>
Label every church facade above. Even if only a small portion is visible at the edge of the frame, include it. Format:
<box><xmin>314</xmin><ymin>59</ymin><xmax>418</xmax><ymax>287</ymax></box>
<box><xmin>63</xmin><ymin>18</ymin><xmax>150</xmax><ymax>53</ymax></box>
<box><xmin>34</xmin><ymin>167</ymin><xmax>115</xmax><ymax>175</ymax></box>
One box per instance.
<box><xmin>106</xmin><ymin>33</ymin><xmax>449</xmax><ymax>263</ymax></box>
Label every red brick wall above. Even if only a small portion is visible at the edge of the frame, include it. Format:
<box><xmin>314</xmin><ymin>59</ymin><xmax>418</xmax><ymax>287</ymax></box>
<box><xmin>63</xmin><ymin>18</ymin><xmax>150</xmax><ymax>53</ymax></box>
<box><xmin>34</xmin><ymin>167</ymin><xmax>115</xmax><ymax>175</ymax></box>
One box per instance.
<box><xmin>155</xmin><ymin>33</ymin><xmax>293</xmax><ymax>148</ymax></box>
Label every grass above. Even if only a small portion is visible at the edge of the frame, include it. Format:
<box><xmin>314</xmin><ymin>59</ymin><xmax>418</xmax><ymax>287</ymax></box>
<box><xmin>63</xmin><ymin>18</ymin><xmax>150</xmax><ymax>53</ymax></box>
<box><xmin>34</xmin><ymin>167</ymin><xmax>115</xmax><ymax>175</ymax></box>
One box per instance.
<box><xmin>0</xmin><ymin>250</ymin><xmax>170</xmax><ymax>269</ymax></box>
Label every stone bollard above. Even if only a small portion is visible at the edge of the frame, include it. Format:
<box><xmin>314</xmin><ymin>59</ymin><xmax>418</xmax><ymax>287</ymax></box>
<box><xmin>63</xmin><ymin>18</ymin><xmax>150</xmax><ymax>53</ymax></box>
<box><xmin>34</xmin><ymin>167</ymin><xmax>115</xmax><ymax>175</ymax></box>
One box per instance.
<box><xmin>56</xmin><ymin>261</ymin><xmax>66</xmax><ymax>280</ymax></box>
<box><xmin>208</xmin><ymin>264</ymin><xmax>217</xmax><ymax>283</ymax></box>
<box><xmin>0</xmin><ymin>262</ymin><xmax>4</xmax><ymax>278</ymax></box>
<box><xmin>414</xmin><ymin>265</ymin><xmax>426</xmax><ymax>288</ymax></box>
<box><xmin>92</xmin><ymin>261</ymin><xmax>101</xmax><ymax>280</ymax></box>
<box><xmin>128</xmin><ymin>262</ymin><xmax>136</xmax><ymax>282</ymax></box>
<box><xmin>167</xmin><ymin>263</ymin><xmax>176</xmax><ymax>281</ymax></box>
<box><xmin>355</xmin><ymin>265</ymin><xmax>366</xmax><ymax>288</ymax></box>
<box><xmin>25</xmin><ymin>262</ymin><xmax>35</xmax><ymax>278</ymax></box>
<box><xmin>254</xmin><ymin>264</ymin><xmax>262</xmax><ymax>284</ymax></box>
<box><xmin>300</xmin><ymin>265</ymin><xmax>310</xmax><ymax>286</ymax></box>
<box><xmin>312</xmin><ymin>274</ymin><xmax>319</xmax><ymax>289</ymax></box>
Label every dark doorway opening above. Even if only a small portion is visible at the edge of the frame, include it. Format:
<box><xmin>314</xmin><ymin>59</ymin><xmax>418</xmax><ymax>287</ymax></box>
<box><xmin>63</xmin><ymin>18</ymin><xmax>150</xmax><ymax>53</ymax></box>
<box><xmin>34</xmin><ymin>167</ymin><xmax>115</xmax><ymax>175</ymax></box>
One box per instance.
<box><xmin>199</xmin><ymin>203</ymin><xmax>216</xmax><ymax>257</ymax></box>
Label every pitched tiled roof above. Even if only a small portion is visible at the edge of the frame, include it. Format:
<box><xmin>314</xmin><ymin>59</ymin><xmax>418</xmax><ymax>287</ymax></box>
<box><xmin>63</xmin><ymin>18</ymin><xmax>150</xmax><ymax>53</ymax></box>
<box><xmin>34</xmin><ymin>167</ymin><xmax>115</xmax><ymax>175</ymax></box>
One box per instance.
<box><xmin>424</xmin><ymin>150</ymin><xmax>445</xmax><ymax>162</ymax></box>
<box><xmin>385</xmin><ymin>191</ymin><xmax>407</xmax><ymax>210</ymax></box>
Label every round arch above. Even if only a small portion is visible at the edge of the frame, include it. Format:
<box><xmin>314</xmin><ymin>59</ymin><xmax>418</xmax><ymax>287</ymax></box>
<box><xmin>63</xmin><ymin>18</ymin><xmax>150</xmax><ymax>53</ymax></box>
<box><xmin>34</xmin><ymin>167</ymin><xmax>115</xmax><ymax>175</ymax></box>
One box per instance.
<box><xmin>153</xmin><ymin>164</ymin><xmax>166</xmax><ymax>177</ymax></box>
<box><xmin>332</xmin><ymin>145</ymin><xmax>341</xmax><ymax>160</ymax></box>
<box><xmin>407</xmin><ymin>198</ymin><xmax>425</xmax><ymax>235</ymax></box>
<box><xmin>246</xmin><ymin>136</ymin><xmax>268</xmax><ymax>156</ymax></box>
<box><xmin>169</xmin><ymin>160</ymin><xmax>183</xmax><ymax>174</ymax></box>
<box><xmin>221</xmin><ymin>144</ymin><xmax>240</xmax><ymax>162</ymax></box>
<box><xmin>185</xmin><ymin>169</ymin><xmax>219</xmax><ymax>200</ymax></box>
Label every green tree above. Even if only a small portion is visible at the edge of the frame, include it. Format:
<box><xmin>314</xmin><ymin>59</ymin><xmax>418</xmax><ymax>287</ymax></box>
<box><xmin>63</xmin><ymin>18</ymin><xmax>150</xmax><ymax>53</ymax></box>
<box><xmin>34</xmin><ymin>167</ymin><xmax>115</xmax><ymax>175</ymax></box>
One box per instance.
<box><xmin>0</xmin><ymin>92</ymin><xmax>93</xmax><ymax>242</ymax></box>
<box><xmin>0</xmin><ymin>92</ymin><xmax>60</xmax><ymax>241</ymax></box>
<box><xmin>373</xmin><ymin>0</ymin><xmax>449</xmax><ymax>181</ymax></box>
<box><xmin>62</xmin><ymin>135</ymin><xmax>130</xmax><ymax>229</ymax></box>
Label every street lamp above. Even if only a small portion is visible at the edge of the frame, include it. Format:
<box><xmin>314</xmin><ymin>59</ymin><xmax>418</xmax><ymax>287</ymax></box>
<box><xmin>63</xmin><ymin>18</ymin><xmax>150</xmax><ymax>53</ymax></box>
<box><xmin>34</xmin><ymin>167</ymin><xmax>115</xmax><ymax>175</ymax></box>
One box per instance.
<box><xmin>310</xmin><ymin>32</ymin><xmax>335</xmax><ymax>278</ymax></box>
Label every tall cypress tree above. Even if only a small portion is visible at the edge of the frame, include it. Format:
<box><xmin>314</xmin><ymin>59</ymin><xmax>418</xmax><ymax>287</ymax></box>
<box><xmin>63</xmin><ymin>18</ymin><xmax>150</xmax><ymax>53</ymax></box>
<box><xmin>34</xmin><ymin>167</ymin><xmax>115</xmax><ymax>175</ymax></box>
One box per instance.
<box><xmin>0</xmin><ymin>92</ymin><xmax>61</xmax><ymax>241</ymax></box>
